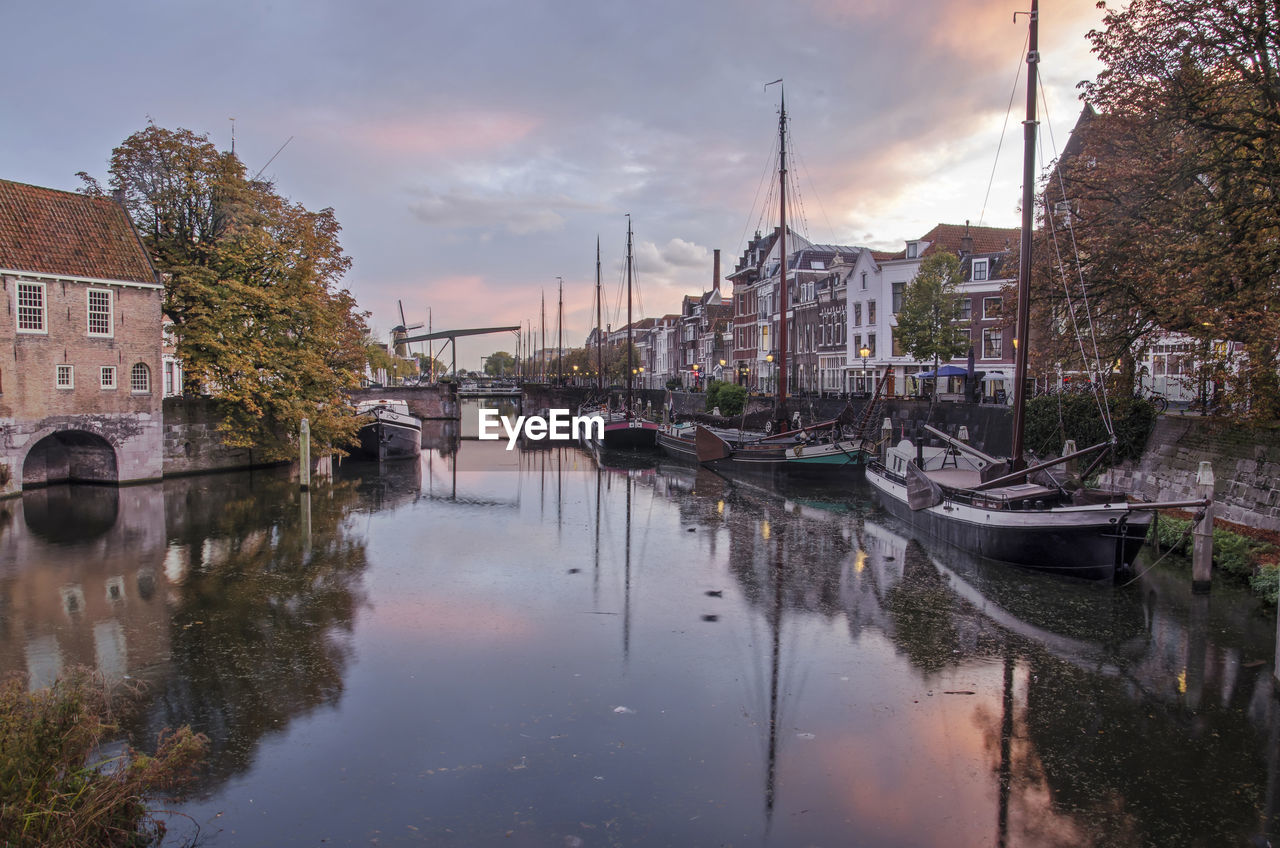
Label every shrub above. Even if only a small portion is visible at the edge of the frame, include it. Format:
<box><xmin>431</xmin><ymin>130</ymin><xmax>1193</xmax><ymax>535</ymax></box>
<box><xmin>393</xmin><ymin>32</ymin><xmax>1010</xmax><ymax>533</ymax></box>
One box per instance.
<box><xmin>1024</xmin><ymin>393</ymin><xmax>1158</xmax><ymax>463</ymax></box>
<box><xmin>1250</xmin><ymin>563</ymin><xmax>1280</xmax><ymax>605</ymax></box>
<box><xmin>706</xmin><ymin>381</ymin><xmax>746</xmax><ymax>417</ymax></box>
<box><xmin>1148</xmin><ymin>514</ymin><xmax>1278</xmax><ymax>600</ymax></box>
<box><xmin>0</xmin><ymin>671</ymin><xmax>207</xmax><ymax>848</ymax></box>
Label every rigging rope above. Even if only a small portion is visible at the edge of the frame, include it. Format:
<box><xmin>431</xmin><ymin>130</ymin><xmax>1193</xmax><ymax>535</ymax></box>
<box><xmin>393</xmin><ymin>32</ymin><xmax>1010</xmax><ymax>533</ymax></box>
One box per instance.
<box><xmin>979</xmin><ymin>31</ymin><xmax>1029</xmax><ymax>228</ymax></box>
<box><xmin>1036</xmin><ymin>69</ymin><xmax>1117</xmax><ymax>438</ymax></box>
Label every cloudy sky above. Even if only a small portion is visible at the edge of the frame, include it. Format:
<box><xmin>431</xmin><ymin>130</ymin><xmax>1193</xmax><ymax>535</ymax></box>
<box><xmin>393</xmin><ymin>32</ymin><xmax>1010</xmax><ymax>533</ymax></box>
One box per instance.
<box><xmin>3</xmin><ymin>0</ymin><xmax>1104</xmax><ymax>369</ymax></box>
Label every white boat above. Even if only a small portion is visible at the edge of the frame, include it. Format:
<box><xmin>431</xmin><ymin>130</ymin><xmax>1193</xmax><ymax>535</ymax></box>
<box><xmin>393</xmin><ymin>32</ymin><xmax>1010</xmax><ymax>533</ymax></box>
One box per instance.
<box><xmin>353</xmin><ymin>399</ymin><xmax>422</xmax><ymax>461</ymax></box>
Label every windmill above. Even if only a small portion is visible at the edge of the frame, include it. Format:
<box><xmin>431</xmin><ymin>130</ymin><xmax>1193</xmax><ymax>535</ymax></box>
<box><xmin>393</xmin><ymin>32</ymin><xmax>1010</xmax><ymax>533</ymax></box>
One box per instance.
<box><xmin>391</xmin><ymin>300</ymin><xmax>426</xmax><ymax>381</ymax></box>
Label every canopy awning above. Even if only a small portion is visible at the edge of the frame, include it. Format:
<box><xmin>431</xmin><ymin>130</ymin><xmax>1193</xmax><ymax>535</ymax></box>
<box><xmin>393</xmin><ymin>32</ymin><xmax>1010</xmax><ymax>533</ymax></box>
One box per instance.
<box><xmin>980</xmin><ymin>370</ymin><xmax>1007</xmax><ymax>382</ymax></box>
<box><xmin>913</xmin><ymin>364</ymin><xmax>970</xmax><ymax>379</ymax></box>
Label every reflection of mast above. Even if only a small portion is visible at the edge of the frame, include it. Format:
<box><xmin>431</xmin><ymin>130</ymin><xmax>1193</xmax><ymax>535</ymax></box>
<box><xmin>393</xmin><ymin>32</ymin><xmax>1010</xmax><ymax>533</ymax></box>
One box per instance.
<box><xmin>997</xmin><ymin>651</ymin><xmax>1014</xmax><ymax>848</ymax></box>
<box><xmin>593</xmin><ymin>464</ymin><xmax>602</xmax><ymax>605</ymax></box>
<box><xmin>764</xmin><ymin>521</ymin><xmax>783</xmax><ymax>831</ymax></box>
<box><xmin>623</xmin><ymin>472</ymin><xmax>632</xmax><ymax>663</ymax></box>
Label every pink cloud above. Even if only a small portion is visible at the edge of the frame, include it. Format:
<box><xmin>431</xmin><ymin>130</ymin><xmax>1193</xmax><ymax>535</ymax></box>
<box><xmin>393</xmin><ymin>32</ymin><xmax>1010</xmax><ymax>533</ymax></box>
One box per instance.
<box><xmin>345</xmin><ymin>110</ymin><xmax>540</xmax><ymax>157</ymax></box>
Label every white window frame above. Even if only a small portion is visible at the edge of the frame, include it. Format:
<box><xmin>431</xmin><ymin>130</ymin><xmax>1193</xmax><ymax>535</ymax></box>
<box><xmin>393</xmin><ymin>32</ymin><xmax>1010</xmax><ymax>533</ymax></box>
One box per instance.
<box><xmin>971</xmin><ymin>259</ymin><xmax>989</xmax><ymax>282</ymax></box>
<box><xmin>56</xmin><ymin>364</ymin><xmax>74</xmax><ymax>389</ymax></box>
<box><xmin>17</xmin><ymin>281</ymin><xmax>47</xmax><ymax>334</ymax></box>
<box><xmin>906</xmin><ymin>242</ymin><xmax>918</xmax><ymax>259</ymax></box>
<box><xmin>982</xmin><ymin>327</ymin><xmax>1003</xmax><ymax>359</ymax></box>
<box><xmin>101</xmin><ymin>365</ymin><xmax>117</xmax><ymax>390</ymax></box>
<box><xmin>87</xmin><ymin>288</ymin><xmax>114</xmax><ymax>337</ymax></box>
<box><xmin>983</xmin><ymin>296</ymin><xmax>1003</xmax><ymax>320</ymax></box>
<box><xmin>130</xmin><ymin>362</ymin><xmax>151</xmax><ymax>393</ymax></box>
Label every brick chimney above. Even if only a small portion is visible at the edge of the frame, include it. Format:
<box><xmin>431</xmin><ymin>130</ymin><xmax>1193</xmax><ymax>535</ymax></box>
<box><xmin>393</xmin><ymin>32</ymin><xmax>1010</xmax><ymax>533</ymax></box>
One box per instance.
<box><xmin>961</xmin><ymin>220</ymin><xmax>973</xmax><ymax>256</ymax></box>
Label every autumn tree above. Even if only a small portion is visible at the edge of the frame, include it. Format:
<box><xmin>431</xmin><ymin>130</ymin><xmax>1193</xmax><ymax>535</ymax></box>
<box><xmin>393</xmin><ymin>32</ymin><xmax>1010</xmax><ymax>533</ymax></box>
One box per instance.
<box><xmin>1060</xmin><ymin>0</ymin><xmax>1280</xmax><ymax>418</ymax></box>
<box><xmin>603</xmin><ymin>342</ymin><xmax>642</xmax><ymax>383</ymax></box>
<box><xmin>80</xmin><ymin>124</ymin><xmax>369</xmax><ymax>457</ymax></box>
<box><xmin>894</xmin><ymin>251</ymin><xmax>970</xmax><ymax>399</ymax></box>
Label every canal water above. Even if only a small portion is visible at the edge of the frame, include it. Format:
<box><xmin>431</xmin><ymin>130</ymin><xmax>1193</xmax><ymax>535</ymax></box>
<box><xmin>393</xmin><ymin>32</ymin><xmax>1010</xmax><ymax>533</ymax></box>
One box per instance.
<box><xmin>2</xmin><ymin>423</ymin><xmax>1279</xmax><ymax>846</ymax></box>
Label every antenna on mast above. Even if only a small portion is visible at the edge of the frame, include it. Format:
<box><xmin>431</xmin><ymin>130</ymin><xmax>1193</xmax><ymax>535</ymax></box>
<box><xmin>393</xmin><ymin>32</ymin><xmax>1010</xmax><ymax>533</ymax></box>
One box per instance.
<box><xmin>253</xmin><ymin>136</ymin><xmax>294</xmax><ymax>181</ymax></box>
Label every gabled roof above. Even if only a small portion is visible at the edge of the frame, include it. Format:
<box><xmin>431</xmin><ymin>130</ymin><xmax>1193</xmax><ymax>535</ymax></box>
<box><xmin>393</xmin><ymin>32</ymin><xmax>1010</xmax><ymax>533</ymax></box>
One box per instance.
<box><xmin>916</xmin><ymin>222</ymin><xmax>1019</xmax><ymax>257</ymax></box>
<box><xmin>0</xmin><ymin>179</ymin><xmax>157</xmax><ymax>284</ymax></box>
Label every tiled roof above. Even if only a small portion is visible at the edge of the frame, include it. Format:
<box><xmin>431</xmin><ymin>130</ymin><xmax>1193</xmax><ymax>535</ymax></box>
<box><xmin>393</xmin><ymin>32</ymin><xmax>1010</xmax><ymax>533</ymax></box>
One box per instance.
<box><xmin>0</xmin><ymin>179</ymin><xmax>156</xmax><ymax>284</ymax></box>
<box><xmin>917</xmin><ymin>222</ymin><xmax>1019</xmax><ymax>257</ymax></box>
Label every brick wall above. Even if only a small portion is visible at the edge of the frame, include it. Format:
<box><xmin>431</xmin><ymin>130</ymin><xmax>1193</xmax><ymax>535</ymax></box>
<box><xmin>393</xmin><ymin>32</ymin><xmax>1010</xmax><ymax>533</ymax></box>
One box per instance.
<box><xmin>1101</xmin><ymin>416</ymin><xmax>1280</xmax><ymax>532</ymax></box>
<box><xmin>349</xmin><ymin>385</ymin><xmax>456</xmax><ymax>419</ymax></box>
<box><xmin>1</xmin><ymin>274</ymin><xmax>165</xmax><ymax>491</ymax></box>
<box><xmin>0</xmin><ymin>275</ymin><xmax>163</xmax><ymax>421</ymax></box>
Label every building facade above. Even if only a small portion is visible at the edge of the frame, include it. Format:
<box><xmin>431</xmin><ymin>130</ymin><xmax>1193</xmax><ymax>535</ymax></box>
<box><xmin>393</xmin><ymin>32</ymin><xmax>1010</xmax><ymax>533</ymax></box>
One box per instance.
<box><xmin>0</xmin><ymin>179</ymin><xmax>164</xmax><ymax>492</ymax></box>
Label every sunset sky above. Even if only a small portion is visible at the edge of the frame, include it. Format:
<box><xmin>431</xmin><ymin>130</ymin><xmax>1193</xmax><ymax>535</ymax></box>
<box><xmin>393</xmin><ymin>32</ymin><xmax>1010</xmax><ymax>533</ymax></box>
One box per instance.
<box><xmin>3</xmin><ymin>0</ymin><xmax>1106</xmax><ymax>369</ymax></box>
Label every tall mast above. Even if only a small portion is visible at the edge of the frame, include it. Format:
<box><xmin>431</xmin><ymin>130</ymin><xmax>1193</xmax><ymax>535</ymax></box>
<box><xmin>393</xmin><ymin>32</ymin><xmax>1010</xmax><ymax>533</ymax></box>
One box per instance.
<box><xmin>557</xmin><ymin>276</ymin><xmax>564</xmax><ymax>385</ymax></box>
<box><xmin>596</xmin><ymin>236</ymin><xmax>604</xmax><ymax>391</ymax></box>
<box><xmin>1009</xmin><ymin>0</ymin><xmax>1038</xmax><ymax>466</ymax></box>
<box><xmin>772</xmin><ymin>82</ymin><xmax>790</xmax><ymax>427</ymax></box>
<box><xmin>541</xmin><ymin>291</ymin><xmax>546</xmax><ymax>382</ymax></box>
<box><xmin>625</xmin><ymin>215</ymin><xmax>634</xmax><ymax>417</ymax></box>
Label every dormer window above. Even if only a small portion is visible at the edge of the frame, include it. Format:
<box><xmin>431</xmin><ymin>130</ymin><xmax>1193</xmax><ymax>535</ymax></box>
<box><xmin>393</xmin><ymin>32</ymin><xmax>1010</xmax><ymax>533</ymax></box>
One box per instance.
<box><xmin>906</xmin><ymin>242</ymin><xmax>918</xmax><ymax>259</ymax></box>
<box><xmin>972</xmin><ymin>259</ymin><xmax>989</xmax><ymax>282</ymax></box>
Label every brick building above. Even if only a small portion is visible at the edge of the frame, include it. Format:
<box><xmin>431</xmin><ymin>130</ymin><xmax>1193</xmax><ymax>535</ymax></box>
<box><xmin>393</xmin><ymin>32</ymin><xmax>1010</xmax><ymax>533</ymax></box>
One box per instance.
<box><xmin>0</xmin><ymin>178</ymin><xmax>164</xmax><ymax>492</ymax></box>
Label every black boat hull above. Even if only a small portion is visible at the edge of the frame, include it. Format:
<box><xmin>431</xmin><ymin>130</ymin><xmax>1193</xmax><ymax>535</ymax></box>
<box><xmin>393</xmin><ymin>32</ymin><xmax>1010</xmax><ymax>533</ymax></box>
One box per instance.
<box><xmin>867</xmin><ymin>466</ymin><xmax>1151</xmax><ymax>581</ymax></box>
<box><xmin>356</xmin><ymin>415</ymin><xmax>422</xmax><ymax>462</ymax></box>
<box><xmin>596</xmin><ymin>418</ymin><xmax>658</xmax><ymax>450</ymax></box>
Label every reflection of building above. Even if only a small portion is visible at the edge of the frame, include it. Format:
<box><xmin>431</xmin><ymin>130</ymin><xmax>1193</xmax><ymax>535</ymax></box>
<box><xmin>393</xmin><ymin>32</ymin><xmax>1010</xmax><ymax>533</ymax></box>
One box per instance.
<box><xmin>0</xmin><ymin>484</ymin><xmax>172</xmax><ymax>689</ymax></box>
<box><xmin>0</xmin><ymin>179</ymin><xmax>164</xmax><ymax>492</ymax></box>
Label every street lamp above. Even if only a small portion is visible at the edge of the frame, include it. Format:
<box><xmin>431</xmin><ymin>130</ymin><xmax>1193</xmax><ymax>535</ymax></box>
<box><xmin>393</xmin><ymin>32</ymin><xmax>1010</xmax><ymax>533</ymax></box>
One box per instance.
<box><xmin>572</xmin><ymin>364</ymin><xmax>579</xmax><ymax>385</ymax></box>
<box><xmin>859</xmin><ymin>345</ymin><xmax>870</xmax><ymax>393</ymax></box>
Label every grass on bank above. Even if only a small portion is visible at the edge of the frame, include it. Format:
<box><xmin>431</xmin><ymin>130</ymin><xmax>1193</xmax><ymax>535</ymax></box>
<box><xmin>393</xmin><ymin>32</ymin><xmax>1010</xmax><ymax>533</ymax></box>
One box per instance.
<box><xmin>1151</xmin><ymin>512</ymin><xmax>1280</xmax><ymax>603</ymax></box>
<box><xmin>0</xmin><ymin>671</ymin><xmax>207</xmax><ymax>848</ymax></box>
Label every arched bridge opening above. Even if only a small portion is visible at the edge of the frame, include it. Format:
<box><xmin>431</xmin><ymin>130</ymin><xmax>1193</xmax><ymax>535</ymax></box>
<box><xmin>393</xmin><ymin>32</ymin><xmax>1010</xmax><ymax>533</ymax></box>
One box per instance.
<box><xmin>22</xmin><ymin>430</ymin><xmax>119</xmax><ymax>488</ymax></box>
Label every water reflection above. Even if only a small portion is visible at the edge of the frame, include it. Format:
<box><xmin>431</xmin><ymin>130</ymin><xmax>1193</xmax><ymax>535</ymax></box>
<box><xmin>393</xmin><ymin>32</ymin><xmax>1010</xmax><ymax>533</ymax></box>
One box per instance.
<box><xmin>1</xmin><ymin>442</ymin><xmax>1276</xmax><ymax>846</ymax></box>
<box><xmin>0</xmin><ymin>469</ymin><xmax>372</xmax><ymax>797</ymax></box>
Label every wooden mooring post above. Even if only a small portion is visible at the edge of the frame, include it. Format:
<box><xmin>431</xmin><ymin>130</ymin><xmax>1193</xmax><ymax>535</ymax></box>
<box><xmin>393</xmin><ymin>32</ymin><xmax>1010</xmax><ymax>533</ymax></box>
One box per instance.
<box><xmin>300</xmin><ymin>417</ymin><xmax>311</xmax><ymax>492</ymax></box>
<box><xmin>1191</xmin><ymin>461</ymin><xmax>1214</xmax><ymax>594</ymax></box>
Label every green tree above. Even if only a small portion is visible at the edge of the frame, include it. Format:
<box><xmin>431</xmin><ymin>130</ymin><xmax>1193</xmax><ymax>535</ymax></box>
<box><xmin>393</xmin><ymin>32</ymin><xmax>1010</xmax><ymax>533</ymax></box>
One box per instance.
<box><xmin>81</xmin><ymin>124</ymin><xmax>368</xmax><ymax>458</ymax></box>
<box><xmin>411</xmin><ymin>352</ymin><xmax>446</xmax><ymax>381</ymax></box>
<box><xmin>484</xmin><ymin>350</ymin><xmax>516</xmax><ymax>376</ymax></box>
<box><xmin>894</xmin><ymin>251</ymin><xmax>969</xmax><ymax>398</ymax></box>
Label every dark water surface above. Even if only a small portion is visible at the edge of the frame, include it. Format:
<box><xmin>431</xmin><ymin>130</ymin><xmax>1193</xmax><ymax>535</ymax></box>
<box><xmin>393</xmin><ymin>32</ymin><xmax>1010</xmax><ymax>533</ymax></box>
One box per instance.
<box><xmin>3</xmin><ymin>433</ymin><xmax>1279</xmax><ymax>847</ymax></box>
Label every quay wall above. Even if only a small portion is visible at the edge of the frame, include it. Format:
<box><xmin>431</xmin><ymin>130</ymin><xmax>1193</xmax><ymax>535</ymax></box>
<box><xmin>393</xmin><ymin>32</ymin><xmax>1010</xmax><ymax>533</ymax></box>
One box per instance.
<box><xmin>349</xmin><ymin>385</ymin><xmax>456</xmax><ymax>419</ymax></box>
<box><xmin>161</xmin><ymin>398</ymin><xmax>276</xmax><ymax>476</ymax></box>
<box><xmin>1101</xmin><ymin>416</ymin><xmax>1280</xmax><ymax>533</ymax></box>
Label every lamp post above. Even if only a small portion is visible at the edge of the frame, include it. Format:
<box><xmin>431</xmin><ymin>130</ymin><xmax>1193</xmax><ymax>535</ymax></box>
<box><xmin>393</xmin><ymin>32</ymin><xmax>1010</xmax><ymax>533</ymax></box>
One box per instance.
<box><xmin>691</xmin><ymin>363</ymin><xmax>699</xmax><ymax>391</ymax></box>
<box><xmin>765</xmin><ymin>353</ymin><xmax>774</xmax><ymax>395</ymax></box>
<box><xmin>859</xmin><ymin>345</ymin><xmax>870</xmax><ymax>395</ymax></box>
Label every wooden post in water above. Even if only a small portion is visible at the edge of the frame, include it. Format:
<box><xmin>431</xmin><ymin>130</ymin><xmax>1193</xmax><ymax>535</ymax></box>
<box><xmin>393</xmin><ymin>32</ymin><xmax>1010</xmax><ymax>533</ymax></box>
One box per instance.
<box><xmin>300</xmin><ymin>417</ymin><xmax>311</xmax><ymax>492</ymax></box>
<box><xmin>1191</xmin><ymin>460</ymin><xmax>1214</xmax><ymax>594</ymax></box>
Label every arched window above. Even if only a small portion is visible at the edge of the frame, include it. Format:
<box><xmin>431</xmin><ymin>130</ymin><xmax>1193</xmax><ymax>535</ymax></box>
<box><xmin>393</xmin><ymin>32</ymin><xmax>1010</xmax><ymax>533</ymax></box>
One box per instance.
<box><xmin>130</xmin><ymin>362</ymin><xmax>151</xmax><ymax>393</ymax></box>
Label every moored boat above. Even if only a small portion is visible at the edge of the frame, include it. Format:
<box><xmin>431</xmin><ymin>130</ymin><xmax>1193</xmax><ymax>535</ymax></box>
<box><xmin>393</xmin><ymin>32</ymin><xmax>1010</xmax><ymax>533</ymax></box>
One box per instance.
<box><xmin>354</xmin><ymin>399</ymin><xmax>422</xmax><ymax>461</ymax></box>
<box><xmin>862</xmin><ymin>1</ymin><xmax>1179</xmax><ymax>580</ymax></box>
